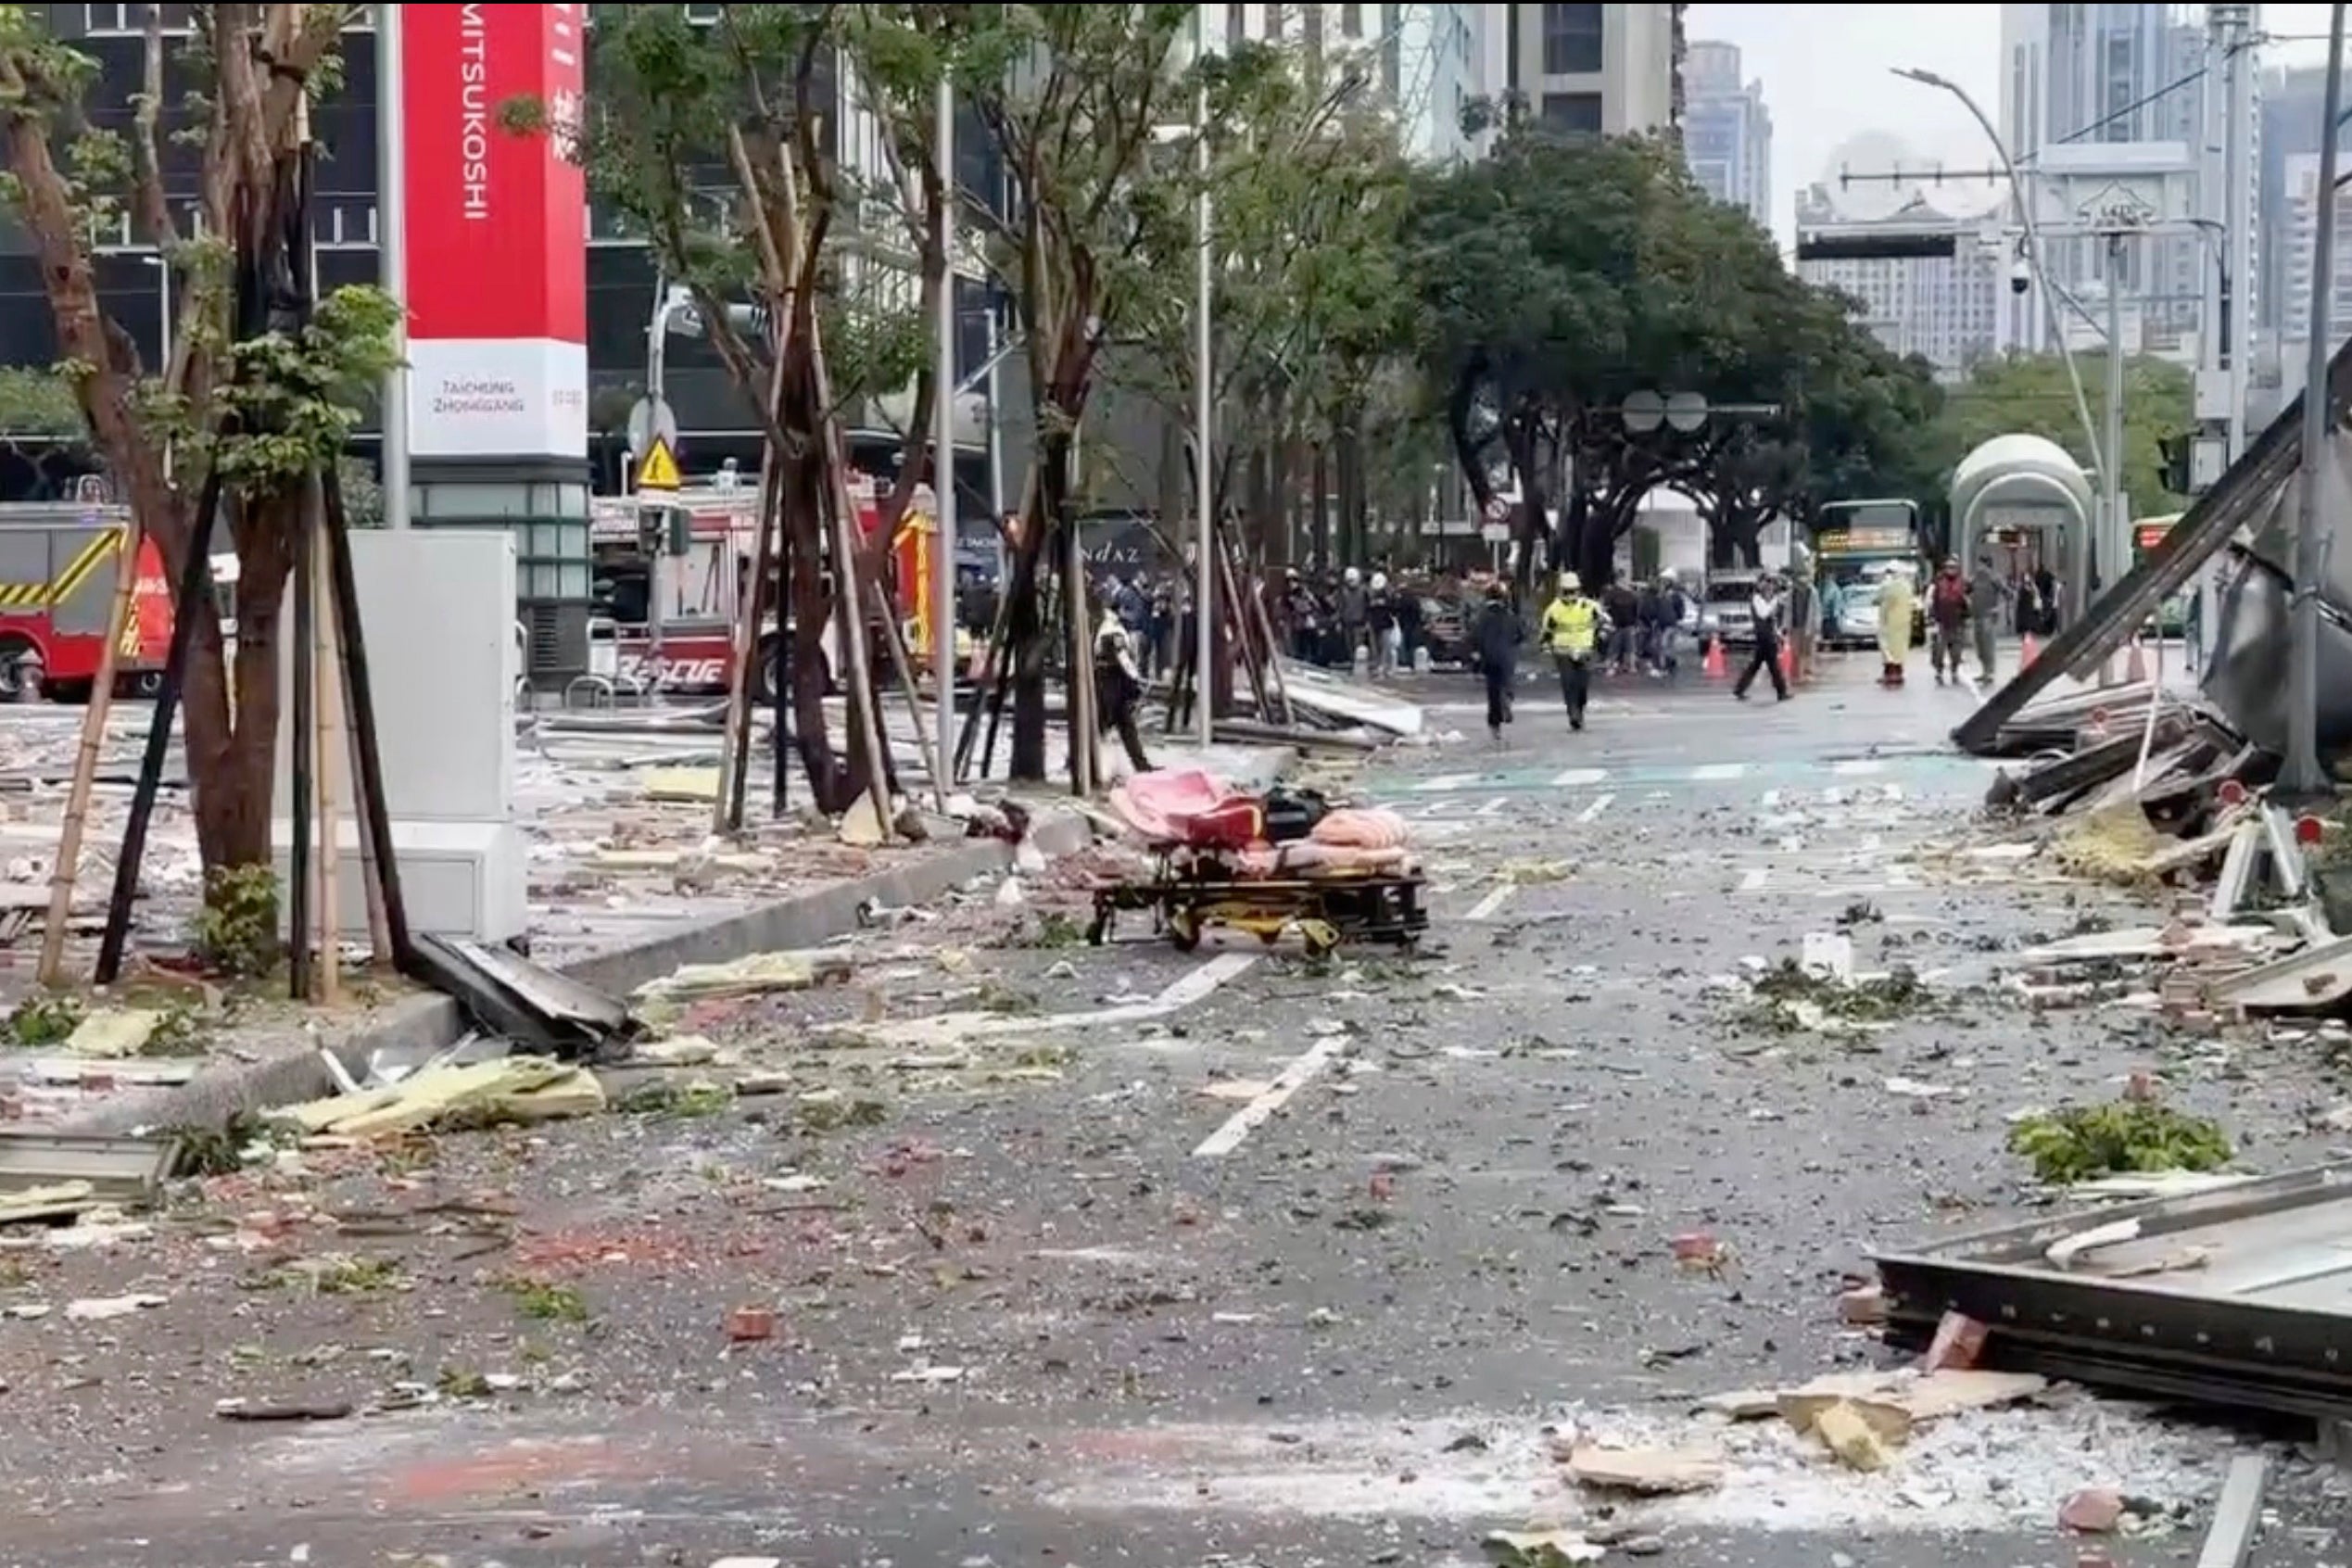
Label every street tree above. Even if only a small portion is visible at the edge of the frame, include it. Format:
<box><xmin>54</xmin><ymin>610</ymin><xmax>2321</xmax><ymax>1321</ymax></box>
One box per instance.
<box><xmin>1116</xmin><ymin>41</ymin><xmax>1414</xmax><ymax>569</ymax></box>
<box><xmin>0</xmin><ymin>4</ymin><xmax>398</xmax><ymax>892</ymax></box>
<box><xmin>530</xmin><ymin>3</ymin><xmax>946</xmax><ymax>816</ymax></box>
<box><xmin>0</xmin><ymin>365</ymin><xmax>94</xmax><ymax>494</ymax></box>
<box><xmin>1931</xmin><ymin>351</ymin><xmax>2193</xmax><ymax>513</ymax></box>
<box><xmin>1685</xmin><ymin>288</ymin><xmax>1945</xmax><ymax>566</ymax></box>
<box><xmin>1410</xmin><ymin>124</ymin><xmax>1940</xmax><ymax>584</ymax></box>
<box><xmin>954</xmin><ymin>3</ymin><xmax>1205</xmax><ymax>784</ymax></box>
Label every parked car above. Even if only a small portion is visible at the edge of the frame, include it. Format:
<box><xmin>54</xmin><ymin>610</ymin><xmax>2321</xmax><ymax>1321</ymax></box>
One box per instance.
<box><xmin>1704</xmin><ymin>570</ymin><xmax>1764</xmax><ymax>650</ymax></box>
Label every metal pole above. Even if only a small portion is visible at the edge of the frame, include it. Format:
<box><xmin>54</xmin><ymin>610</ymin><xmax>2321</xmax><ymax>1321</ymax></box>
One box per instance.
<box><xmin>1896</xmin><ymin>70</ymin><xmax>2105</xmax><ymax>496</ymax></box>
<box><xmin>931</xmin><ymin>74</ymin><xmax>958</xmax><ymax>803</ymax></box>
<box><xmin>2101</xmin><ymin>234</ymin><xmax>2127</xmax><ymax>632</ymax></box>
<box><xmin>376</xmin><ymin>0</ymin><xmax>410</xmax><ymax>529</ymax></box>
<box><xmin>2221</xmin><ymin>4</ymin><xmax>2255</xmax><ymax>464</ymax></box>
<box><xmin>1193</xmin><ymin>77</ymin><xmax>1214</xmax><ymax>750</ymax></box>
<box><xmin>155</xmin><ymin>257</ymin><xmax>174</xmax><ymax>483</ymax></box>
<box><xmin>984</xmin><ymin>296</ymin><xmax>1008</xmax><ymax>584</ymax></box>
<box><xmin>2281</xmin><ymin>0</ymin><xmax>2346</xmax><ymax>797</ymax></box>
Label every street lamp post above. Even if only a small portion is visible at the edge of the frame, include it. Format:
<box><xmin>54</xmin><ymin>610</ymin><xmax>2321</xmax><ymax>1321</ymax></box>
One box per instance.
<box><xmin>1192</xmin><ymin>76</ymin><xmax>1213</xmax><ymax>751</ymax></box>
<box><xmin>932</xmin><ymin>74</ymin><xmax>959</xmax><ymax>803</ymax></box>
<box><xmin>1893</xmin><ymin>66</ymin><xmax>2105</xmax><ymax>623</ymax></box>
<box><xmin>2280</xmin><ymin>0</ymin><xmax>2346</xmax><ymax>798</ymax></box>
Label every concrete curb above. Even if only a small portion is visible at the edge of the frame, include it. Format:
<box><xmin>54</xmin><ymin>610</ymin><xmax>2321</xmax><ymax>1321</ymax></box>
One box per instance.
<box><xmin>57</xmin><ymin>808</ymin><xmax>1098</xmax><ymax>1136</ymax></box>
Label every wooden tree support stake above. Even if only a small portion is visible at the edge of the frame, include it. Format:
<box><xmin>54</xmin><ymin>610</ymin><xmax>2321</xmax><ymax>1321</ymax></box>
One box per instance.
<box><xmin>40</xmin><ymin>520</ymin><xmax>141</xmax><ymax>987</ymax></box>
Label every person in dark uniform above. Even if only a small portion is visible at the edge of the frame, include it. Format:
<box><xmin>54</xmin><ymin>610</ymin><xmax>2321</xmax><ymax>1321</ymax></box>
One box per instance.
<box><xmin>1473</xmin><ymin>581</ymin><xmax>1519</xmax><ymax>745</ymax></box>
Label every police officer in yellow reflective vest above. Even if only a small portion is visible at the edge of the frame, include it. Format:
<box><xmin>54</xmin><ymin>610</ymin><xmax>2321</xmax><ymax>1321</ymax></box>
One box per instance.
<box><xmin>1539</xmin><ymin>571</ymin><xmax>1610</xmax><ymax>732</ymax></box>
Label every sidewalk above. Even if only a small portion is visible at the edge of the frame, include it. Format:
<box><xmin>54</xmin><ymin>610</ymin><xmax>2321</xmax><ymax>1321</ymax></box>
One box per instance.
<box><xmin>0</xmin><ymin>730</ymin><xmax>1297</xmax><ymax>1137</ymax></box>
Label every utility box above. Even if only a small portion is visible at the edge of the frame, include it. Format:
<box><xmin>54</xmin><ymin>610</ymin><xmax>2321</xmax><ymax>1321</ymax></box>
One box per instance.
<box><xmin>271</xmin><ymin>530</ymin><xmax>528</xmax><ymax>942</ymax></box>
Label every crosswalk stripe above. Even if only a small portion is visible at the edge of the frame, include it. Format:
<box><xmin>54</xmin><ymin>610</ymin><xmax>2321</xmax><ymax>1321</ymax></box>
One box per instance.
<box><xmin>1474</xmin><ymin>795</ymin><xmax>1510</xmax><ymax>817</ymax></box>
<box><xmin>1738</xmin><ymin>867</ymin><xmax>1769</xmax><ymax>891</ymax></box>
<box><xmin>1831</xmin><ymin>758</ymin><xmax>1886</xmax><ymax>776</ymax></box>
<box><xmin>1414</xmin><ymin>773</ymin><xmax>1480</xmax><ymax>793</ymax></box>
<box><xmin>1549</xmin><ymin>766</ymin><xmax>1609</xmax><ymax>787</ymax></box>
<box><xmin>1690</xmin><ymin>763</ymin><xmax>1747</xmax><ymax>781</ymax></box>
<box><xmin>1574</xmin><ymin>792</ymin><xmax>1614</xmax><ymax>823</ymax></box>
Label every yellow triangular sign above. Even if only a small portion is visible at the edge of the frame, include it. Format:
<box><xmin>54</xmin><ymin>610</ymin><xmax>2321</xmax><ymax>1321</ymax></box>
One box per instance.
<box><xmin>636</xmin><ymin>436</ymin><xmax>681</xmax><ymax>491</ymax></box>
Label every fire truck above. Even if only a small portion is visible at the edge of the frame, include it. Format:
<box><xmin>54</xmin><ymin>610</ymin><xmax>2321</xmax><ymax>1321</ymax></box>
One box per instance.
<box><xmin>0</xmin><ymin>502</ymin><xmax>172</xmax><ymax>702</ymax></box>
<box><xmin>587</xmin><ymin>471</ymin><xmax>970</xmax><ymax>701</ymax></box>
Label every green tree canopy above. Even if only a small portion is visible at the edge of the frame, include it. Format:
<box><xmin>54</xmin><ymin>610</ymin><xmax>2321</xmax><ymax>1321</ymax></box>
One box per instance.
<box><xmin>1405</xmin><ymin>123</ymin><xmax>1936</xmax><ymax>582</ymax></box>
<box><xmin>1929</xmin><ymin>352</ymin><xmax>2193</xmax><ymax>514</ymax></box>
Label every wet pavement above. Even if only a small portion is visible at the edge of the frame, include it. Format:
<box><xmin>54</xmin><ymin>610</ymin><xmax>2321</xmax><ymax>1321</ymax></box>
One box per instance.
<box><xmin>5</xmin><ymin>657</ymin><xmax>2352</xmax><ymax>1566</ymax></box>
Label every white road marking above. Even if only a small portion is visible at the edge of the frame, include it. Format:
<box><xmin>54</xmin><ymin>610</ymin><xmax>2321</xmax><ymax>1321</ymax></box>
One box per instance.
<box><xmin>1958</xmin><ymin>671</ymin><xmax>1984</xmax><ymax>700</ymax></box>
<box><xmin>1414</xmin><ymin>773</ymin><xmax>1480</xmax><ymax>793</ymax></box>
<box><xmin>1574</xmin><ymin>792</ymin><xmax>1614</xmax><ymax>823</ymax></box>
<box><xmin>1831</xmin><ymin>758</ymin><xmax>1887</xmax><ymax>776</ymax></box>
<box><xmin>1193</xmin><ymin>1034</ymin><xmax>1350</xmax><ymax>1157</ymax></box>
<box><xmin>1738</xmin><ymin>867</ymin><xmax>1770</xmax><ymax>891</ymax></box>
<box><xmin>1465</xmin><ymin>884</ymin><xmax>1516</xmax><ymax>921</ymax></box>
<box><xmin>1549</xmin><ymin>766</ymin><xmax>1609</xmax><ymax>788</ymax></box>
<box><xmin>1690</xmin><ymin>763</ymin><xmax>1747</xmax><ymax>781</ymax></box>
<box><xmin>1475</xmin><ymin>795</ymin><xmax>1511</xmax><ymax>817</ymax></box>
<box><xmin>1759</xmin><ymin>788</ymin><xmax>1784</xmax><ymax>809</ymax></box>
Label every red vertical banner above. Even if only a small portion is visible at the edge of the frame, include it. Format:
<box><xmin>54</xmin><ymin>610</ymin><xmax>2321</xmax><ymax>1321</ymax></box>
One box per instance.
<box><xmin>400</xmin><ymin>3</ymin><xmax>588</xmax><ymax>461</ymax></box>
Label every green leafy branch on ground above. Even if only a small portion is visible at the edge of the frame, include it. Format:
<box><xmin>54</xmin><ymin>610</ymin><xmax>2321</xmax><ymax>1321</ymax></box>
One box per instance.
<box><xmin>2007</xmin><ymin>1100</ymin><xmax>2233</xmax><ymax>1185</ymax></box>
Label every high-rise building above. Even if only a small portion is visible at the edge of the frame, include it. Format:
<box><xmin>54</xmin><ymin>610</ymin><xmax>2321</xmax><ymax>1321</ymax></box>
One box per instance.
<box><xmin>1997</xmin><ymin>3</ymin><xmax>2212</xmax><ymax>358</ymax></box>
<box><xmin>1498</xmin><ymin>3</ymin><xmax>1683</xmax><ymax>137</ymax></box>
<box><xmin>1203</xmin><ymin>5</ymin><xmax>1501</xmax><ymax>163</ymax></box>
<box><xmin>1681</xmin><ymin>39</ymin><xmax>1770</xmax><ymax>230</ymax></box>
<box><xmin>1795</xmin><ymin>181</ymin><xmax>2005</xmax><ymax>382</ymax></box>
<box><xmin>2277</xmin><ymin>151</ymin><xmax>2352</xmax><ymax>352</ymax></box>
<box><xmin>2259</xmin><ymin>63</ymin><xmax>2333</xmax><ymax>337</ymax></box>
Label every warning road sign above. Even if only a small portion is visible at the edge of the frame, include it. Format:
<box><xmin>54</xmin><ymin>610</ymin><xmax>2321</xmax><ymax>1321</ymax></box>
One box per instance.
<box><xmin>636</xmin><ymin>436</ymin><xmax>681</xmax><ymax>491</ymax></box>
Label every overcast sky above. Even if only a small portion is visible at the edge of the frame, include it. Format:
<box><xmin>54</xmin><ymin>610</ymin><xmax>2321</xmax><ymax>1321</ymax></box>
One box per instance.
<box><xmin>1688</xmin><ymin>2</ymin><xmax>2342</xmax><ymax>250</ymax></box>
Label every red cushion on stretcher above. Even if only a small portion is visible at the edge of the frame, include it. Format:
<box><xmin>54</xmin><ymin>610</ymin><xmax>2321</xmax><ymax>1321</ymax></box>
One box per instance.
<box><xmin>1169</xmin><ymin>798</ymin><xmax>1265</xmax><ymax>851</ymax></box>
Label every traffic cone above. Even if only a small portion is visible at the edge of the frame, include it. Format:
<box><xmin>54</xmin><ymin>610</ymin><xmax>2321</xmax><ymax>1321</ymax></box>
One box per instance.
<box><xmin>2125</xmin><ymin>637</ymin><xmax>2147</xmax><ymax>684</ymax></box>
<box><xmin>2019</xmin><ymin>632</ymin><xmax>2039</xmax><ymax>669</ymax></box>
<box><xmin>1777</xmin><ymin>637</ymin><xmax>1796</xmax><ymax>685</ymax></box>
<box><xmin>1702</xmin><ymin>637</ymin><xmax>1727</xmax><ymax>679</ymax></box>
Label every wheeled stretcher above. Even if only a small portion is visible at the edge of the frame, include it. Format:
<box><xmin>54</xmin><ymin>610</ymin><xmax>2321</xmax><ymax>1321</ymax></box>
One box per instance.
<box><xmin>1087</xmin><ymin>781</ymin><xmax>1429</xmax><ymax>957</ymax></box>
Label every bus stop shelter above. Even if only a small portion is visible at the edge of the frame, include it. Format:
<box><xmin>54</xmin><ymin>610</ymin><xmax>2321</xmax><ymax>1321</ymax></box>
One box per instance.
<box><xmin>1949</xmin><ymin>435</ymin><xmax>2094</xmax><ymax>622</ymax></box>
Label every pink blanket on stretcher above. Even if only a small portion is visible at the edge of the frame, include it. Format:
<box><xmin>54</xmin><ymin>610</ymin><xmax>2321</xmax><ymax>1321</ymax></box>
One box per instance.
<box><xmin>1106</xmin><ymin>768</ymin><xmax>1414</xmax><ymax>876</ymax></box>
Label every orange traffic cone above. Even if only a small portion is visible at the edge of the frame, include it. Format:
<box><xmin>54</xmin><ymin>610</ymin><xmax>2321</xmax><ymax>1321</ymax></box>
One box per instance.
<box><xmin>2019</xmin><ymin>632</ymin><xmax>2039</xmax><ymax>669</ymax></box>
<box><xmin>2125</xmin><ymin>637</ymin><xmax>2147</xmax><ymax>684</ymax></box>
<box><xmin>1777</xmin><ymin>638</ymin><xmax>1797</xmax><ymax>684</ymax></box>
<box><xmin>1702</xmin><ymin>637</ymin><xmax>1727</xmax><ymax>679</ymax></box>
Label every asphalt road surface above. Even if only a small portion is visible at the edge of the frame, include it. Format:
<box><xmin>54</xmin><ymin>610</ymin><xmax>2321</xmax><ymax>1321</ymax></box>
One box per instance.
<box><xmin>4</xmin><ymin>653</ymin><xmax>2349</xmax><ymax>1568</ymax></box>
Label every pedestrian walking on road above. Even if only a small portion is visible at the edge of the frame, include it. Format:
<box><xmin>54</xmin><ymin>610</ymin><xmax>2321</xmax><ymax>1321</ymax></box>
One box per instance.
<box><xmin>1473</xmin><ymin>581</ymin><xmax>1519</xmax><ymax>745</ymax></box>
<box><xmin>1732</xmin><ymin>571</ymin><xmax>1791</xmax><ymax>702</ymax></box>
<box><xmin>1928</xmin><ymin>559</ymin><xmax>1969</xmax><ymax>686</ymax></box>
<box><xmin>1968</xmin><ymin>554</ymin><xmax>2003</xmax><ymax>682</ymax></box>
<box><xmin>1093</xmin><ymin>601</ymin><xmax>1153</xmax><ymax>775</ymax></box>
<box><xmin>1538</xmin><ymin>570</ymin><xmax>1608</xmax><ymax>731</ymax></box>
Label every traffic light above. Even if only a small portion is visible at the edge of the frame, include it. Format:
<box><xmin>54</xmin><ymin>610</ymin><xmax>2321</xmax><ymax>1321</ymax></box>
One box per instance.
<box><xmin>2157</xmin><ymin>433</ymin><xmax>2192</xmax><ymax>496</ymax></box>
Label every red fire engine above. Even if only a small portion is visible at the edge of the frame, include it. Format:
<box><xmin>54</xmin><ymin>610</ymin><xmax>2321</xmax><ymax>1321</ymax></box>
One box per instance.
<box><xmin>0</xmin><ymin>503</ymin><xmax>172</xmax><ymax>702</ymax></box>
<box><xmin>590</xmin><ymin>470</ymin><xmax>970</xmax><ymax>700</ymax></box>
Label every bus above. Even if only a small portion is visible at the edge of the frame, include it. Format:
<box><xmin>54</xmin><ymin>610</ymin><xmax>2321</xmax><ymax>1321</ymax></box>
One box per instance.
<box><xmin>1815</xmin><ymin>498</ymin><xmax>1925</xmax><ymax>648</ymax></box>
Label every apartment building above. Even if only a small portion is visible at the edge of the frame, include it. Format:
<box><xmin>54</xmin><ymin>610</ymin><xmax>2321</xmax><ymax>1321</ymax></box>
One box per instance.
<box><xmin>1681</xmin><ymin>38</ymin><xmax>1770</xmax><ymax>229</ymax></box>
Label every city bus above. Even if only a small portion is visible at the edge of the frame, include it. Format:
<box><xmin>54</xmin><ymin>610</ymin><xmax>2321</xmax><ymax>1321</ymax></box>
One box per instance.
<box><xmin>1814</xmin><ymin>498</ymin><xmax>1925</xmax><ymax>648</ymax></box>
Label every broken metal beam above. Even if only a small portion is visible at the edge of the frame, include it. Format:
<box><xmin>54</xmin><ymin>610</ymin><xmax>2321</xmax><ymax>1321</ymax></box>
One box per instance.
<box><xmin>1955</xmin><ymin>334</ymin><xmax>2352</xmax><ymax>755</ymax></box>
